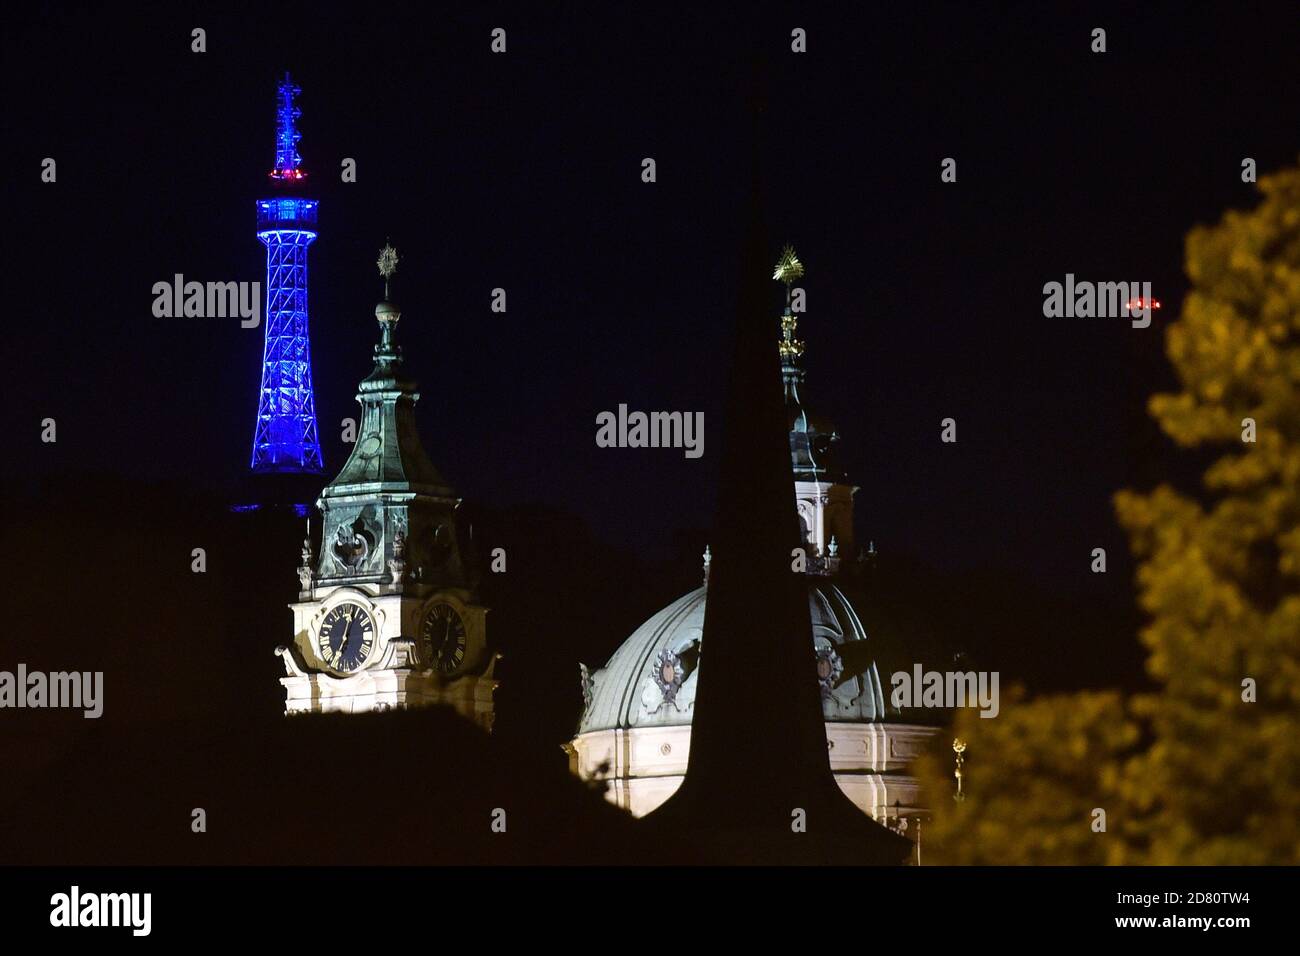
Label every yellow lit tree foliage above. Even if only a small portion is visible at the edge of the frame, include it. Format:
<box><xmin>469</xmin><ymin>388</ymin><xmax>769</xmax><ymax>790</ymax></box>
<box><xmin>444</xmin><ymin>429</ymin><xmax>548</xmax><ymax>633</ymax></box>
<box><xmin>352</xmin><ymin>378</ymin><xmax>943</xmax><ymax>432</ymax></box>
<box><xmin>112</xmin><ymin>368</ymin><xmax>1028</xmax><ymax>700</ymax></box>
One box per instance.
<box><xmin>917</xmin><ymin>162</ymin><xmax>1300</xmax><ymax>864</ymax></box>
<box><xmin>1113</xmin><ymin>163</ymin><xmax>1300</xmax><ymax>864</ymax></box>
<box><xmin>913</xmin><ymin>688</ymin><xmax>1139</xmax><ymax>865</ymax></box>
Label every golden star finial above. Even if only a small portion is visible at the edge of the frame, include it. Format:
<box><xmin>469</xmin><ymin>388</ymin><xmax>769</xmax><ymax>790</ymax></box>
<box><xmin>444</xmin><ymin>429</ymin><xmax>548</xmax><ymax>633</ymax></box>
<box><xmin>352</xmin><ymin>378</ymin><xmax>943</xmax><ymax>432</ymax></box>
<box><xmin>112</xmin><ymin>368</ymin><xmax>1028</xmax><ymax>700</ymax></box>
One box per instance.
<box><xmin>377</xmin><ymin>243</ymin><xmax>399</xmax><ymax>280</ymax></box>
<box><xmin>772</xmin><ymin>244</ymin><xmax>804</xmax><ymax>285</ymax></box>
<box><xmin>776</xmin><ymin>244</ymin><xmax>806</xmax><ymax>360</ymax></box>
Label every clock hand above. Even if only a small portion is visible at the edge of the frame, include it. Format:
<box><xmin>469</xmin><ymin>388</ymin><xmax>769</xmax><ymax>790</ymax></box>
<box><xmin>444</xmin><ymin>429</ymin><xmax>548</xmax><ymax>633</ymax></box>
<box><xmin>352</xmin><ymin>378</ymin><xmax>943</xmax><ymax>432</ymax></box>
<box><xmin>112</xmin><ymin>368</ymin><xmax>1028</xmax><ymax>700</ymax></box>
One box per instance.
<box><xmin>432</xmin><ymin>618</ymin><xmax>449</xmax><ymax>661</ymax></box>
<box><xmin>345</xmin><ymin>609</ymin><xmax>359</xmax><ymax>645</ymax></box>
<box><xmin>440</xmin><ymin>617</ymin><xmax>458</xmax><ymax>668</ymax></box>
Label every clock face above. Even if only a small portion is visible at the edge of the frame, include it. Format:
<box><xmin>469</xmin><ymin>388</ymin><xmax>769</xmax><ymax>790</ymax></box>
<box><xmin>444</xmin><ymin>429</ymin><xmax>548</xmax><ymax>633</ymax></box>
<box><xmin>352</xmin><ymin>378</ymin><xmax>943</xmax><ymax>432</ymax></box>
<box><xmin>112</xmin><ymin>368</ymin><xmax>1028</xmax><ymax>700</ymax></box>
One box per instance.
<box><xmin>317</xmin><ymin>602</ymin><xmax>375</xmax><ymax>672</ymax></box>
<box><xmin>355</xmin><ymin>434</ymin><xmax>381</xmax><ymax>460</ymax></box>
<box><xmin>421</xmin><ymin>602</ymin><xmax>467</xmax><ymax>675</ymax></box>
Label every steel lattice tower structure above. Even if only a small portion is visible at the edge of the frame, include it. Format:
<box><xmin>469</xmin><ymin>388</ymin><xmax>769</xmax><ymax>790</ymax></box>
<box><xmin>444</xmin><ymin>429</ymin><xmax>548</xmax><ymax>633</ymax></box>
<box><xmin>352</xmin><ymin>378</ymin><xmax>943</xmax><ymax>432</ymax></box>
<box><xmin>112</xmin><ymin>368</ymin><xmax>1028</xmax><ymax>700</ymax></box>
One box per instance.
<box><xmin>250</xmin><ymin>72</ymin><xmax>325</xmax><ymax>473</ymax></box>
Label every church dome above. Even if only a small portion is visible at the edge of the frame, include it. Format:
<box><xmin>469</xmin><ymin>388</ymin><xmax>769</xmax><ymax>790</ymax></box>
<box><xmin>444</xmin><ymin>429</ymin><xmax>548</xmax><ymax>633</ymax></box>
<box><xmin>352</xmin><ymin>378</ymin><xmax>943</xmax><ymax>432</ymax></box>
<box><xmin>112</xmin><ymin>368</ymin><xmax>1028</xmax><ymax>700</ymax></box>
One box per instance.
<box><xmin>578</xmin><ymin>582</ymin><xmax>887</xmax><ymax>736</ymax></box>
<box><xmin>568</xmin><ymin>248</ymin><xmax>940</xmax><ymax>823</ymax></box>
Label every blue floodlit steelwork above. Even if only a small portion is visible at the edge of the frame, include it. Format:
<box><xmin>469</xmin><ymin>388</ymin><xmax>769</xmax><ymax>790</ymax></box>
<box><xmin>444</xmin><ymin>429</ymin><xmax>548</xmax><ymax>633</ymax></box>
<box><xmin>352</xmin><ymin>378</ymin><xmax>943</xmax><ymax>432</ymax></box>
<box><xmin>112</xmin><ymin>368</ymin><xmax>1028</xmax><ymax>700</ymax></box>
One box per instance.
<box><xmin>250</xmin><ymin>73</ymin><xmax>324</xmax><ymax>473</ymax></box>
<box><xmin>271</xmin><ymin>73</ymin><xmax>305</xmax><ymax>181</ymax></box>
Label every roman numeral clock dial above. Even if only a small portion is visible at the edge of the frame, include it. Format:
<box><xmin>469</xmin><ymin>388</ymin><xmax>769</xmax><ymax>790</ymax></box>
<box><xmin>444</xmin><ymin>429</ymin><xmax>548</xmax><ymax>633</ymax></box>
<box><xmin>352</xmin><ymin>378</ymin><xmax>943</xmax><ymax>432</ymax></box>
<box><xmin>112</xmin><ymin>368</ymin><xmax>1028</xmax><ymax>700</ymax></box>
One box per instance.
<box><xmin>317</xmin><ymin>602</ymin><xmax>374</xmax><ymax>672</ymax></box>
<box><xmin>421</xmin><ymin>602</ymin><xmax>467</xmax><ymax>675</ymax></box>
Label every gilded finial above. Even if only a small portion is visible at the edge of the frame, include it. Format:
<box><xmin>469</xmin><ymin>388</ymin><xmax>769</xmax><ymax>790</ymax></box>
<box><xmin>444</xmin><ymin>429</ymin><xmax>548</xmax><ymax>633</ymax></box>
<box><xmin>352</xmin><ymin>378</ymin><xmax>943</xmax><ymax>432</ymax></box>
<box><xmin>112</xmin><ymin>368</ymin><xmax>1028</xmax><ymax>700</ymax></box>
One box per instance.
<box><xmin>377</xmin><ymin>242</ymin><xmax>399</xmax><ymax>279</ymax></box>
<box><xmin>377</xmin><ymin>242</ymin><xmax>399</xmax><ymax>300</ymax></box>
<box><xmin>774</xmin><ymin>245</ymin><xmax>805</xmax><ymax>361</ymax></box>
<box><xmin>772</xmin><ymin>244</ymin><xmax>804</xmax><ymax>286</ymax></box>
<box><xmin>952</xmin><ymin>738</ymin><xmax>967</xmax><ymax>802</ymax></box>
<box><xmin>373</xmin><ymin>241</ymin><xmax>402</xmax><ymax>355</ymax></box>
<box><xmin>297</xmin><ymin>517</ymin><xmax>314</xmax><ymax>591</ymax></box>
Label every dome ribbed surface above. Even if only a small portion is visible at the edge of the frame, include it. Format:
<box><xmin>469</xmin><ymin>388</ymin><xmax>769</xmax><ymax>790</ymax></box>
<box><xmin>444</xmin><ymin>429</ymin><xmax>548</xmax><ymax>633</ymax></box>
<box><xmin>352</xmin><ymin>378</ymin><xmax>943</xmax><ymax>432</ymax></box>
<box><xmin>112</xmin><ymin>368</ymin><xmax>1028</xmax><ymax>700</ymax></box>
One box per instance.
<box><xmin>578</xmin><ymin>583</ymin><xmax>885</xmax><ymax>735</ymax></box>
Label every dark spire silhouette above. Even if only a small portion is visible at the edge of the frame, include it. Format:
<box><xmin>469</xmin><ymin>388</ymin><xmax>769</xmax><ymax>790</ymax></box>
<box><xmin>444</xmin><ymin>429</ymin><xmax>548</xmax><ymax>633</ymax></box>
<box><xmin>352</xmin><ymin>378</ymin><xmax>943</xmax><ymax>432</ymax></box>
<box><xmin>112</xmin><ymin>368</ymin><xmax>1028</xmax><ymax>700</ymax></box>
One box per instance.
<box><xmin>642</xmin><ymin>61</ymin><xmax>910</xmax><ymax>864</ymax></box>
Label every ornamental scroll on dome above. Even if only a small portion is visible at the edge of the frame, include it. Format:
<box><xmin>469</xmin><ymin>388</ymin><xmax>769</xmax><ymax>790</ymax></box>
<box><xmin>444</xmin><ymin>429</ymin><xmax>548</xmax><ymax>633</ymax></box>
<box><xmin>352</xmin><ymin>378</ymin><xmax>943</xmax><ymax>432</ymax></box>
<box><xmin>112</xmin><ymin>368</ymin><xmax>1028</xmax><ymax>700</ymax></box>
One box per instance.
<box><xmin>815</xmin><ymin>645</ymin><xmax>843</xmax><ymax>700</ymax></box>
<box><xmin>651</xmin><ymin>648</ymin><xmax>685</xmax><ymax>705</ymax></box>
<box><xmin>579</xmin><ymin>663</ymin><xmax>594</xmax><ymax>711</ymax></box>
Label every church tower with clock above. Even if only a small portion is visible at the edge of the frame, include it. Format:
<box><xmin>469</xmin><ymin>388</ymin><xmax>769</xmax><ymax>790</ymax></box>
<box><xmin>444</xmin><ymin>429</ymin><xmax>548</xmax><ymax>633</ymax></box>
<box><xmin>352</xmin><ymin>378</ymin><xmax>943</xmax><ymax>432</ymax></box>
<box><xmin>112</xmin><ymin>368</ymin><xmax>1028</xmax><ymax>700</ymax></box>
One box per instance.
<box><xmin>276</xmin><ymin>245</ymin><xmax>496</xmax><ymax>727</ymax></box>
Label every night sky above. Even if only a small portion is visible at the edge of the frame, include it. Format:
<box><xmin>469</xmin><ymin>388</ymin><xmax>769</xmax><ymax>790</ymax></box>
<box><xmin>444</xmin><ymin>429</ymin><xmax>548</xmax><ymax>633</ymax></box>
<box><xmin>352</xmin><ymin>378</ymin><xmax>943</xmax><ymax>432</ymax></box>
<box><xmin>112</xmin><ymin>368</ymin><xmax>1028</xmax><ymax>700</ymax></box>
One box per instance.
<box><xmin>6</xmin><ymin>2</ymin><xmax>1300</xmax><ymax>704</ymax></box>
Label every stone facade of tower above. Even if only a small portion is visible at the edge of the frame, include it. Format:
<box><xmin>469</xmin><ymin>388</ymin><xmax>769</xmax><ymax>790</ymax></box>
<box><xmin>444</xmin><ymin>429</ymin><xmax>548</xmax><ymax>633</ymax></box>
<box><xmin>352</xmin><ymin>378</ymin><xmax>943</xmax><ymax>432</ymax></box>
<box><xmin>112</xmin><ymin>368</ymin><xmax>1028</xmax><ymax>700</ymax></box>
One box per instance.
<box><xmin>276</xmin><ymin>251</ymin><xmax>495</xmax><ymax>727</ymax></box>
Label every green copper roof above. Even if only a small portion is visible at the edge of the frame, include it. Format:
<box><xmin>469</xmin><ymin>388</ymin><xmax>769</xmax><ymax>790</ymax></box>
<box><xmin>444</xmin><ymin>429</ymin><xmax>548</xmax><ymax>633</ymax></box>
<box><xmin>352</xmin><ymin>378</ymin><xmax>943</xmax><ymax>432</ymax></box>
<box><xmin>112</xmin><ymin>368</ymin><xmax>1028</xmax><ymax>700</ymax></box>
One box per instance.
<box><xmin>321</xmin><ymin>300</ymin><xmax>454</xmax><ymax>502</ymax></box>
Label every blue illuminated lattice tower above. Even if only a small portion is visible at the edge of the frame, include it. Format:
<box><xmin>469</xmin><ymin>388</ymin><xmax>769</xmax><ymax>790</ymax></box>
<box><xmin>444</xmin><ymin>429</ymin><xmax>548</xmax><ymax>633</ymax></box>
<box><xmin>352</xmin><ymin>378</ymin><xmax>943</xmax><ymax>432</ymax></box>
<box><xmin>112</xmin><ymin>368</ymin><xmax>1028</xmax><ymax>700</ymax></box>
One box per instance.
<box><xmin>251</xmin><ymin>72</ymin><xmax>324</xmax><ymax>473</ymax></box>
